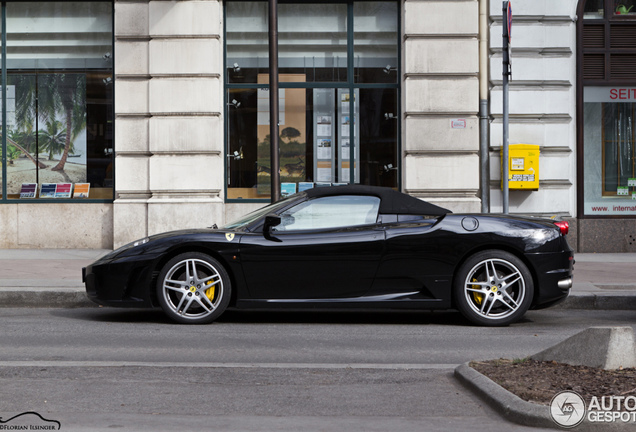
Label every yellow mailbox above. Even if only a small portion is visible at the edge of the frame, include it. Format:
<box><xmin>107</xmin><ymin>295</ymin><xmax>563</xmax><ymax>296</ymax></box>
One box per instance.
<box><xmin>502</xmin><ymin>144</ymin><xmax>540</xmax><ymax>190</ymax></box>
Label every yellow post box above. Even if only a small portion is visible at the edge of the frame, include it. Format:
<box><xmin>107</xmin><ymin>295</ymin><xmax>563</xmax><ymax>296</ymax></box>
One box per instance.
<box><xmin>502</xmin><ymin>144</ymin><xmax>540</xmax><ymax>190</ymax></box>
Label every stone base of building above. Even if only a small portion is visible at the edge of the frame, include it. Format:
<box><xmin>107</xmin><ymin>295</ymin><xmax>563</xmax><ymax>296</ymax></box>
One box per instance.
<box><xmin>567</xmin><ymin>217</ymin><xmax>636</xmax><ymax>253</ymax></box>
<box><xmin>0</xmin><ymin>203</ymin><xmax>113</xmax><ymax>249</ymax></box>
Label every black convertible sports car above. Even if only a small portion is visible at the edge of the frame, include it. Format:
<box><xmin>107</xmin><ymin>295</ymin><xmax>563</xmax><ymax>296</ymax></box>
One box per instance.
<box><xmin>83</xmin><ymin>185</ymin><xmax>574</xmax><ymax>326</ymax></box>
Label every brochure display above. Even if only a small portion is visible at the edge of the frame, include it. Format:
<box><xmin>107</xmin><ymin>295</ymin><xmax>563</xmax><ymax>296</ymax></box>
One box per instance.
<box><xmin>281</xmin><ymin>182</ymin><xmax>297</xmax><ymax>197</ymax></box>
<box><xmin>73</xmin><ymin>183</ymin><xmax>90</xmax><ymax>198</ymax></box>
<box><xmin>55</xmin><ymin>183</ymin><xmax>73</xmax><ymax>198</ymax></box>
<box><xmin>40</xmin><ymin>183</ymin><xmax>57</xmax><ymax>198</ymax></box>
<box><xmin>337</xmin><ymin>89</ymin><xmax>360</xmax><ymax>183</ymax></box>
<box><xmin>312</xmin><ymin>89</ymin><xmax>359</xmax><ymax>184</ymax></box>
<box><xmin>298</xmin><ymin>182</ymin><xmax>314</xmax><ymax>192</ymax></box>
<box><xmin>313</xmin><ymin>89</ymin><xmax>336</xmax><ymax>183</ymax></box>
<box><xmin>18</xmin><ymin>182</ymin><xmax>89</xmax><ymax>199</ymax></box>
<box><xmin>19</xmin><ymin>183</ymin><xmax>37</xmax><ymax>198</ymax></box>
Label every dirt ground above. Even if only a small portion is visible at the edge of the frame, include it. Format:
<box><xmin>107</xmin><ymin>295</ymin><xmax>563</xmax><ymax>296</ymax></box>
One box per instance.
<box><xmin>471</xmin><ymin>359</ymin><xmax>636</xmax><ymax>405</ymax></box>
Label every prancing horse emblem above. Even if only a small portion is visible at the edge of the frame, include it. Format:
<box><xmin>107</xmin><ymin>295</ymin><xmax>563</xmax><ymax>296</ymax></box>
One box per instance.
<box><xmin>225</xmin><ymin>233</ymin><xmax>235</xmax><ymax>242</ymax></box>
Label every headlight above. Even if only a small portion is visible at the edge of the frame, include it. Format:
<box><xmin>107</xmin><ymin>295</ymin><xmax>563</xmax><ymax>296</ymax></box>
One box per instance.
<box><xmin>133</xmin><ymin>237</ymin><xmax>150</xmax><ymax>247</ymax></box>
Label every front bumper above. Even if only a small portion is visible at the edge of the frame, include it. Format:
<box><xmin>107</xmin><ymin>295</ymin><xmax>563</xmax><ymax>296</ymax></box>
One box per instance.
<box><xmin>83</xmin><ymin>253</ymin><xmax>160</xmax><ymax>308</ymax></box>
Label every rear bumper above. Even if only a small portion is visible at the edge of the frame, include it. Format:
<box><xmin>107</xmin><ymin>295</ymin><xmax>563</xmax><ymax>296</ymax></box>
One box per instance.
<box><xmin>527</xmin><ymin>249</ymin><xmax>574</xmax><ymax>309</ymax></box>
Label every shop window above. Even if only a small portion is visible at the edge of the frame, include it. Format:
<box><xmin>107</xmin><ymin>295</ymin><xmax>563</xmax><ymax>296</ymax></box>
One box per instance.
<box><xmin>225</xmin><ymin>1</ymin><xmax>399</xmax><ymax>201</ymax></box>
<box><xmin>0</xmin><ymin>2</ymin><xmax>113</xmax><ymax>201</ymax></box>
<box><xmin>583</xmin><ymin>88</ymin><xmax>636</xmax><ymax>214</ymax></box>
<box><xmin>579</xmin><ymin>0</ymin><xmax>636</xmax><ymax>215</ymax></box>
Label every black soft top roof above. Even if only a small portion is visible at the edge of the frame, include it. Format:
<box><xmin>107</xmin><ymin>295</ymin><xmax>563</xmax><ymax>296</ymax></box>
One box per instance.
<box><xmin>303</xmin><ymin>185</ymin><xmax>451</xmax><ymax>216</ymax></box>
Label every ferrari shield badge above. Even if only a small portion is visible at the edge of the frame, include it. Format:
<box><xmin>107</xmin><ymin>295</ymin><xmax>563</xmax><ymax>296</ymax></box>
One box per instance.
<box><xmin>225</xmin><ymin>233</ymin><xmax>235</xmax><ymax>242</ymax></box>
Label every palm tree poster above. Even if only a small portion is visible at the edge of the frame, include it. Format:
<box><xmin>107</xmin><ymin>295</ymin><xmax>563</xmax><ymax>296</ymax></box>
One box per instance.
<box><xmin>5</xmin><ymin>73</ymin><xmax>87</xmax><ymax>197</ymax></box>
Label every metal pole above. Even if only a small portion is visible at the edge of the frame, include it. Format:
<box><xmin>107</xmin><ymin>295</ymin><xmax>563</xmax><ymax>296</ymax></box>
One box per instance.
<box><xmin>502</xmin><ymin>1</ymin><xmax>510</xmax><ymax>214</ymax></box>
<box><xmin>269</xmin><ymin>0</ymin><xmax>281</xmax><ymax>202</ymax></box>
<box><xmin>480</xmin><ymin>100</ymin><xmax>489</xmax><ymax>213</ymax></box>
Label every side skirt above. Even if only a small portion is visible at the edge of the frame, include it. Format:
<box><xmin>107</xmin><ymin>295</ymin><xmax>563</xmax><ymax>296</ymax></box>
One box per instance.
<box><xmin>236</xmin><ymin>298</ymin><xmax>450</xmax><ymax>311</ymax></box>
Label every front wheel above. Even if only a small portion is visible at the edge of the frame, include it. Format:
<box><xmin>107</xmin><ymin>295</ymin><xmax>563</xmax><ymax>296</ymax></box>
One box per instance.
<box><xmin>453</xmin><ymin>250</ymin><xmax>533</xmax><ymax>326</ymax></box>
<box><xmin>156</xmin><ymin>252</ymin><xmax>231</xmax><ymax>324</ymax></box>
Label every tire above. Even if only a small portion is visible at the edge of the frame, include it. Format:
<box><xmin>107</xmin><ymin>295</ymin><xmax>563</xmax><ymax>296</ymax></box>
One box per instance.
<box><xmin>156</xmin><ymin>252</ymin><xmax>231</xmax><ymax>324</ymax></box>
<box><xmin>453</xmin><ymin>250</ymin><xmax>533</xmax><ymax>326</ymax></box>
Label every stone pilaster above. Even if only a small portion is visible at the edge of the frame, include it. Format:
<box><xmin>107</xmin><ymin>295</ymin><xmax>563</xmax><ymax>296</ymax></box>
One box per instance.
<box><xmin>403</xmin><ymin>0</ymin><xmax>481</xmax><ymax>212</ymax></box>
<box><xmin>113</xmin><ymin>0</ymin><xmax>224</xmax><ymax>248</ymax></box>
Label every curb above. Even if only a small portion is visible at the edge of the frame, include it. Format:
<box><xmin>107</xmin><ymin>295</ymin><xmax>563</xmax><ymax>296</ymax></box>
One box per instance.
<box><xmin>0</xmin><ymin>290</ymin><xmax>634</xmax><ymax>310</ymax></box>
<box><xmin>454</xmin><ymin>363</ymin><xmax>556</xmax><ymax>429</ymax></box>
<box><xmin>557</xmin><ymin>294</ymin><xmax>636</xmax><ymax>310</ymax></box>
<box><xmin>454</xmin><ymin>363</ymin><xmax>629</xmax><ymax>431</ymax></box>
<box><xmin>0</xmin><ymin>288</ymin><xmax>95</xmax><ymax>308</ymax></box>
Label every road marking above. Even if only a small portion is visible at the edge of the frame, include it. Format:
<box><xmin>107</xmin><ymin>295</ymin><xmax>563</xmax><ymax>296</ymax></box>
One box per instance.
<box><xmin>0</xmin><ymin>361</ymin><xmax>459</xmax><ymax>370</ymax></box>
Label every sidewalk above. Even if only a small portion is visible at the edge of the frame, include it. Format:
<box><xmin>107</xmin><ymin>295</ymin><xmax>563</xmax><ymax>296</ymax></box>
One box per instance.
<box><xmin>0</xmin><ymin>249</ymin><xmax>108</xmax><ymax>307</ymax></box>
<box><xmin>0</xmin><ymin>249</ymin><xmax>634</xmax><ymax>309</ymax></box>
<box><xmin>560</xmin><ymin>253</ymin><xmax>636</xmax><ymax>310</ymax></box>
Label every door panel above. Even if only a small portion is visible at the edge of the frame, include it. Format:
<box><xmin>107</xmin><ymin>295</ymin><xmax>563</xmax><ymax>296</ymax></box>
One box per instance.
<box><xmin>239</xmin><ymin>226</ymin><xmax>384</xmax><ymax>299</ymax></box>
<box><xmin>370</xmin><ymin>222</ymin><xmax>453</xmax><ymax>301</ymax></box>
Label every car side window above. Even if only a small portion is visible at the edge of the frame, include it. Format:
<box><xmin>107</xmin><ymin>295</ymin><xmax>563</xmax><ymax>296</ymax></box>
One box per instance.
<box><xmin>274</xmin><ymin>195</ymin><xmax>380</xmax><ymax>232</ymax></box>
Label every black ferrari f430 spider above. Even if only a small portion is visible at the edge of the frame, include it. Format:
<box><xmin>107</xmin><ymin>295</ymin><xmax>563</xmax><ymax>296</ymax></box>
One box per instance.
<box><xmin>84</xmin><ymin>185</ymin><xmax>574</xmax><ymax>326</ymax></box>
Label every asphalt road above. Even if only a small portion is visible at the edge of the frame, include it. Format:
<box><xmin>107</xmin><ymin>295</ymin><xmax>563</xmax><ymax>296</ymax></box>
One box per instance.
<box><xmin>1</xmin><ymin>307</ymin><xmax>635</xmax><ymax>431</ymax></box>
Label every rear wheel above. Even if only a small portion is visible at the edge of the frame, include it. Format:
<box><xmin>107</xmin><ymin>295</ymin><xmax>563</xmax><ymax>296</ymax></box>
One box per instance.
<box><xmin>156</xmin><ymin>252</ymin><xmax>231</xmax><ymax>324</ymax></box>
<box><xmin>453</xmin><ymin>250</ymin><xmax>533</xmax><ymax>326</ymax></box>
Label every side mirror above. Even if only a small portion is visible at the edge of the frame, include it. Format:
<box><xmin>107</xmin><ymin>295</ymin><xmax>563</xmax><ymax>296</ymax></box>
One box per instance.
<box><xmin>263</xmin><ymin>214</ymin><xmax>282</xmax><ymax>242</ymax></box>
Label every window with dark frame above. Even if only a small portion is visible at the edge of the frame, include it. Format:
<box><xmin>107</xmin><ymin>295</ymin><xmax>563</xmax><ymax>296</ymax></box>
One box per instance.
<box><xmin>0</xmin><ymin>1</ymin><xmax>114</xmax><ymax>201</ymax></box>
<box><xmin>580</xmin><ymin>0</ymin><xmax>636</xmax><ymax>214</ymax></box>
<box><xmin>225</xmin><ymin>1</ymin><xmax>400</xmax><ymax>202</ymax></box>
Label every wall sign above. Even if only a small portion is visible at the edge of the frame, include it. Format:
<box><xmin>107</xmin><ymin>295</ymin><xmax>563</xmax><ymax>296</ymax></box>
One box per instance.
<box><xmin>585</xmin><ymin>87</ymin><xmax>636</xmax><ymax>102</ymax></box>
<box><xmin>451</xmin><ymin>119</ymin><xmax>466</xmax><ymax>129</ymax></box>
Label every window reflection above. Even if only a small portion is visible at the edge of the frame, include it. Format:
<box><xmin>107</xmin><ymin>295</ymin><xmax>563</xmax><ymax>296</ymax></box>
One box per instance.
<box><xmin>278</xmin><ymin>3</ymin><xmax>348</xmax><ymax>83</ymax></box>
<box><xmin>226</xmin><ymin>1</ymin><xmax>269</xmax><ymax>84</ymax></box>
<box><xmin>227</xmin><ymin>86</ymin><xmax>398</xmax><ymax>199</ymax></box>
<box><xmin>4</xmin><ymin>2</ymin><xmax>113</xmax><ymax>200</ymax></box>
<box><xmin>354</xmin><ymin>2</ymin><xmax>398</xmax><ymax>83</ymax></box>
<box><xmin>584</xmin><ymin>0</ymin><xmax>604</xmax><ymax>19</ymax></box>
<box><xmin>225</xmin><ymin>1</ymin><xmax>399</xmax><ymax>201</ymax></box>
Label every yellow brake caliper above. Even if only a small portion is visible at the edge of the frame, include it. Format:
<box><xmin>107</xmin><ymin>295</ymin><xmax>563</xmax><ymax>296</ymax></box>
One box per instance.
<box><xmin>205</xmin><ymin>280</ymin><xmax>216</xmax><ymax>302</ymax></box>
<box><xmin>472</xmin><ymin>278</ymin><xmax>483</xmax><ymax>305</ymax></box>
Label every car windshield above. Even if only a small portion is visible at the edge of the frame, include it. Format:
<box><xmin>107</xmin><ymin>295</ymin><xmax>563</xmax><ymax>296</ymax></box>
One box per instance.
<box><xmin>221</xmin><ymin>195</ymin><xmax>298</xmax><ymax>230</ymax></box>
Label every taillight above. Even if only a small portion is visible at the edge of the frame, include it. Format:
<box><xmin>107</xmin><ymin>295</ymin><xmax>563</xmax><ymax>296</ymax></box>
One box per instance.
<box><xmin>554</xmin><ymin>221</ymin><xmax>569</xmax><ymax>235</ymax></box>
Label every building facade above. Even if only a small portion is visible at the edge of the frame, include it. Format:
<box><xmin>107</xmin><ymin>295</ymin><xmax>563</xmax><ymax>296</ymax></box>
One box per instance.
<box><xmin>0</xmin><ymin>0</ymin><xmax>632</xmax><ymax>252</ymax></box>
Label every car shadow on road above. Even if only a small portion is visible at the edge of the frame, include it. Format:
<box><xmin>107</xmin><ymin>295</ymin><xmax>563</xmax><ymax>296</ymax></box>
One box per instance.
<box><xmin>219</xmin><ymin>309</ymin><xmax>469</xmax><ymax>325</ymax></box>
<box><xmin>53</xmin><ymin>307</ymin><xmax>477</xmax><ymax>326</ymax></box>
